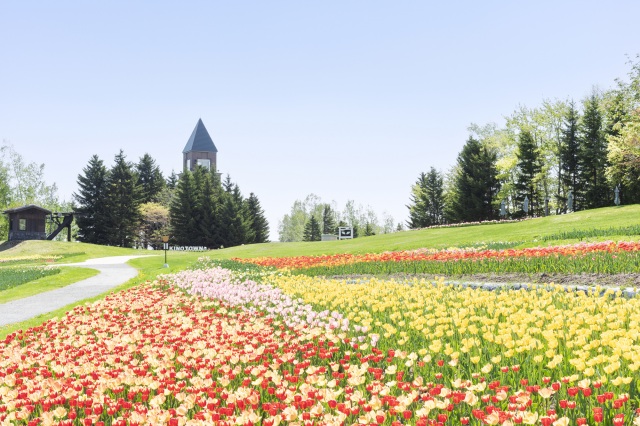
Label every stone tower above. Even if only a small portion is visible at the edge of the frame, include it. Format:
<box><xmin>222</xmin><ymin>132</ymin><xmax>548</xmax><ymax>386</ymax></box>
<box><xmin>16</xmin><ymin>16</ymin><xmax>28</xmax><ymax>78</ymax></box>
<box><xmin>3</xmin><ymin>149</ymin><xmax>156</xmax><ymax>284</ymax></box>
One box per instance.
<box><xmin>182</xmin><ymin>119</ymin><xmax>218</xmax><ymax>172</ymax></box>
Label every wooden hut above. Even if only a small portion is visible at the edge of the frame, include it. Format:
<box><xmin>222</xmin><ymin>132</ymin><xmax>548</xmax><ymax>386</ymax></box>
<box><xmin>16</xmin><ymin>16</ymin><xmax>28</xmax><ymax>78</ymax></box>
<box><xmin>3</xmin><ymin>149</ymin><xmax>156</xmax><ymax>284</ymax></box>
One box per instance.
<box><xmin>3</xmin><ymin>205</ymin><xmax>51</xmax><ymax>241</ymax></box>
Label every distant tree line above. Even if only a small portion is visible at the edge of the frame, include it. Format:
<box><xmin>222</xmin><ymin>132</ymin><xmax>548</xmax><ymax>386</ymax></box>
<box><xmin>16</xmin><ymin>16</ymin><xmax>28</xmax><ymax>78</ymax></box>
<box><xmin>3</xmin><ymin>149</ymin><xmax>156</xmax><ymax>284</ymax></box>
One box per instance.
<box><xmin>278</xmin><ymin>194</ymin><xmax>398</xmax><ymax>242</ymax></box>
<box><xmin>74</xmin><ymin>151</ymin><xmax>268</xmax><ymax>248</ymax></box>
<box><xmin>407</xmin><ymin>56</ymin><xmax>640</xmax><ymax>227</ymax></box>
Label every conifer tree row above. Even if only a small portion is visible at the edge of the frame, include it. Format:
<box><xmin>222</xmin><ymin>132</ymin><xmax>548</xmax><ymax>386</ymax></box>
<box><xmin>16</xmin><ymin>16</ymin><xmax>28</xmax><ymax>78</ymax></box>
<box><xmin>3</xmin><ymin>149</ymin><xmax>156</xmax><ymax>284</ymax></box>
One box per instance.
<box><xmin>169</xmin><ymin>168</ymin><xmax>269</xmax><ymax>248</ymax></box>
<box><xmin>75</xmin><ymin>152</ymin><xmax>269</xmax><ymax>248</ymax></box>
<box><xmin>75</xmin><ymin>151</ymin><xmax>144</xmax><ymax>246</ymax></box>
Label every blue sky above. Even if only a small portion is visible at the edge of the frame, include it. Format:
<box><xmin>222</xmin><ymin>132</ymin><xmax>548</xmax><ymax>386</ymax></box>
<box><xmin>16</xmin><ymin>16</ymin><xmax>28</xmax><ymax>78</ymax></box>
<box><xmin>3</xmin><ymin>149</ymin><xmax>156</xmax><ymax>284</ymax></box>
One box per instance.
<box><xmin>1</xmin><ymin>1</ymin><xmax>639</xmax><ymax>240</ymax></box>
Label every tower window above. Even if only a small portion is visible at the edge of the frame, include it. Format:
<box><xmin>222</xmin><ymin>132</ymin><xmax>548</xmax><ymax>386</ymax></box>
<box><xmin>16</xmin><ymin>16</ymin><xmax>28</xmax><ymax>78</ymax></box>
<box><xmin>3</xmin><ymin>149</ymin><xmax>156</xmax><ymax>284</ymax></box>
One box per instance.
<box><xmin>196</xmin><ymin>159</ymin><xmax>211</xmax><ymax>170</ymax></box>
<box><xmin>186</xmin><ymin>159</ymin><xmax>191</xmax><ymax>170</ymax></box>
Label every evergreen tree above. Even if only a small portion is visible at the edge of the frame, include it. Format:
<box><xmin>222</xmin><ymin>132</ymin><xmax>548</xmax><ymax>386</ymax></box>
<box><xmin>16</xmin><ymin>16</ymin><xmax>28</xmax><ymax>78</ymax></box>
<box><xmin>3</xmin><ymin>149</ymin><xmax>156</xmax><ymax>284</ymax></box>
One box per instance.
<box><xmin>321</xmin><ymin>204</ymin><xmax>337</xmax><ymax>235</ymax></box>
<box><xmin>579</xmin><ymin>92</ymin><xmax>610</xmax><ymax>208</ymax></box>
<box><xmin>559</xmin><ymin>101</ymin><xmax>582</xmax><ymax>211</ymax></box>
<box><xmin>407</xmin><ymin>172</ymin><xmax>429</xmax><ymax>228</ymax></box>
<box><xmin>407</xmin><ymin>168</ymin><xmax>444</xmax><ymax>228</ymax></box>
<box><xmin>302</xmin><ymin>216</ymin><xmax>322</xmax><ymax>241</ymax></box>
<box><xmin>362</xmin><ymin>222</ymin><xmax>376</xmax><ymax>236</ymax></box>
<box><xmin>245</xmin><ymin>193</ymin><xmax>270</xmax><ymax>243</ymax></box>
<box><xmin>136</xmin><ymin>153</ymin><xmax>165</xmax><ymax>203</ymax></box>
<box><xmin>424</xmin><ymin>167</ymin><xmax>445</xmax><ymax>225</ymax></box>
<box><xmin>222</xmin><ymin>174</ymin><xmax>234</xmax><ymax>193</ymax></box>
<box><xmin>169</xmin><ymin>170</ymin><xmax>199</xmax><ymax>245</ymax></box>
<box><xmin>445</xmin><ymin>137</ymin><xmax>500</xmax><ymax>222</ymax></box>
<box><xmin>218</xmin><ymin>191</ymin><xmax>251</xmax><ymax>248</ymax></box>
<box><xmin>514</xmin><ymin>130</ymin><xmax>543</xmax><ymax>216</ymax></box>
<box><xmin>166</xmin><ymin>171</ymin><xmax>178</xmax><ymax>190</ymax></box>
<box><xmin>104</xmin><ymin>150</ymin><xmax>142</xmax><ymax>247</ymax></box>
<box><xmin>233</xmin><ymin>184</ymin><xmax>255</xmax><ymax>243</ymax></box>
<box><xmin>73</xmin><ymin>155</ymin><xmax>110</xmax><ymax>244</ymax></box>
<box><xmin>193</xmin><ymin>166</ymin><xmax>216</xmax><ymax>247</ymax></box>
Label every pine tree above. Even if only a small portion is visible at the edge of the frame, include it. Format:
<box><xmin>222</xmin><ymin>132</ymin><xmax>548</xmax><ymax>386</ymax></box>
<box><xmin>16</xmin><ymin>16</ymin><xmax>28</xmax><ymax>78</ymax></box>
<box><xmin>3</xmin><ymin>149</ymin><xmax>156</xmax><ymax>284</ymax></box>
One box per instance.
<box><xmin>321</xmin><ymin>204</ymin><xmax>337</xmax><ymax>235</ymax></box>
<box><xmin>245</xmin><ymin>193</ymin><xmax>270</xmax><ymax>243</ymax></box>
<box><xmin>192</xmin><ymin>166</ymin><xmax>216</xmax><ymax>247</ymax></box>
<box><xmin>169</xmin><ymin>170</ymin><xmax>199</xmax><ymax>245</ymax></box>
<box><xmin>579</xmin><ymin>92</ymin><xmax>610</xmax><ymax>208</ymax></box>
<box><xmin>104</xmin><ymin>150</ymin><xmax>142</xmax><ymax>247</ymax></box>
<box><xmin>302</xmin><ymin>216</ymin><xmax>321</xmax><ymax>241</ymax></box>
<box><xmin>407</xmin><ymin>172</ymin><xmax>429</xmax><ymax>228</ymax></box>
<box><xmin>218</xmin><ymin>191</ymin><xmax>251</xmax><ymax>248</ymax></box>
<box><xmin>424</xmin><ymin>167</ymin><xmax>445</xmax><ymax>225</ymax></box>
<box><xmin>216</xmin><ymin>180</ymin><xmax>253</xmax><ymax>248</ymax></box>
<box><xmin>73</xmin><ymin>155</ymin><xmax>110</xmax><ymax>244</ymax></box>
<box><xmin>222</xmin><ymin>174</ymin><xmax>234</xmax><ymax>193</ymax></box>
<box><xmin>166</xmin><ymin>171</ymin><xmax>178</xmax><ymax>190</ymax></box>
<box><xmin>559</xmin><ymin>101</ymin><xmax>582</xmax><ymax>211</ymax></box>
<box><xmin>136</xmin><ymin>153</ymin><xmax>165</xmax><ymax>203</ymax></box>
<box><xmin>234</xmin><ymin>184</ymin><xmax>255</xmax><ymax>243</ymax></box>
<box><xmin>514</xmin><ymin>130</ymin><xmax>543</xmax><ymax>216</ymax></box>
<box><xmin>363</xmin><ymin>222</ymin><xmax>376</xmax><ymax>236</ymax></box>
<box><xmin>445</xmin><ymin>137</ymin><xmax>500</xmax><ymax>222</ymax></box>
<box><xmin>407</xmin><ymin>168</ymin><xmax>444</xmax><ymax>228</ymax></box>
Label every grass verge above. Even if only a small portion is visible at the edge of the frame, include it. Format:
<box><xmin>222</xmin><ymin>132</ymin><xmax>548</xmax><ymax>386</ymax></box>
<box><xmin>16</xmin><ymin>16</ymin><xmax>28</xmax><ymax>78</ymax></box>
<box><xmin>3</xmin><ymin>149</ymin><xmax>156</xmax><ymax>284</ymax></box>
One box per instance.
<box><xmin>0</xmin><ymin>251</ymin><xmax>203</xmax><ymax>339</ymax></box>
<box><xmin>0</xmin><ymin>267</ymin><xmax>99</xmax><ymax>304</ymax></box>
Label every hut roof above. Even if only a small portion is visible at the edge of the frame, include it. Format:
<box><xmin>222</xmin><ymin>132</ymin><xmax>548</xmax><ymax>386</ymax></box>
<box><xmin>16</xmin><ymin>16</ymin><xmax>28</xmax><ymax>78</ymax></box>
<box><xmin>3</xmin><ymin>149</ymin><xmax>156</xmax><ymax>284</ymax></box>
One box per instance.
<box><xmin>3</xmin><ymin>204</ymin><xmax>52</xmax><ymax>215</ymax></box>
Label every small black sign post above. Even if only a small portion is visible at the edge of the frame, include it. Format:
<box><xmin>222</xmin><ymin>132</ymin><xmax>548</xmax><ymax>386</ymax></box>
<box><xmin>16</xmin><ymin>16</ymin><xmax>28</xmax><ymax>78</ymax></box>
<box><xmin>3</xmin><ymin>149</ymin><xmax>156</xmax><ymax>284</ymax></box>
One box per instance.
<box><xmin>162</xmin><ymin>235</ymin><xmax>169</xmax><ymax>268</ymax></box>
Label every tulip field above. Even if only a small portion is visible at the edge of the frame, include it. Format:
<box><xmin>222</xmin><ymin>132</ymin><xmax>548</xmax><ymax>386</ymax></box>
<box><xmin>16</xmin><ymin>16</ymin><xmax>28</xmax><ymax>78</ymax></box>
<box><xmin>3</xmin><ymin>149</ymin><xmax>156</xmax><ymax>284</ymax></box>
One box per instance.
<box><xmin>1</xmin><ymin>240</ymin><xmax>640</xmax><ymax>425</ymax></box>
<box><xmin>231</xmin><ymin>241</ymin><xmax>640</xmax><ymax>276</ymax></box>
<box><xmin>0</xmin><ymin>266</ymin><xmax>60</xmax><ymax>292</ymax></box>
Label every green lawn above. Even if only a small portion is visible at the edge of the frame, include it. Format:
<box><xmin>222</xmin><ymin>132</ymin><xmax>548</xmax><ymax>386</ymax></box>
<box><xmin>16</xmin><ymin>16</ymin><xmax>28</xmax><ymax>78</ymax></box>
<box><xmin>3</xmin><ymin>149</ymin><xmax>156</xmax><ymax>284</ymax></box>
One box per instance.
<box><xmin>2</xmin><ymin>205</ymin><xmax>640</xmax><ymax>339</ymax></box>
<box><xmin>0</xmin><ymin>240</ymin><xmax>144</xmax><ymax>263</ymax></box>
<box><xmin>3</xmin><ymin>205</ymin><xmax>639</xmax><ymax>264</ymax></box>
<box><xmin>0</xmin><ymin>267</ymin><xmax>100</xmax><ymax>304</ymax></box>
<box><xmin>201</xmin><ymin>205</ymin><xmax>640</xmax><ymax>259</ymax></box>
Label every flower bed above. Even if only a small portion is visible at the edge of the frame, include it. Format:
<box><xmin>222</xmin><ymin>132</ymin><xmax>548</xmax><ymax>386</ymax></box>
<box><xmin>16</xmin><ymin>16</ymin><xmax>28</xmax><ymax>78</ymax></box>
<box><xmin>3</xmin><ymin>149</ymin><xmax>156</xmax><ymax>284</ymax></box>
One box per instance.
<box><xmin>0</xmin><ymin>266</ymin><xmax>60</xmax><ymax>292</ymax></box>
<box><xmin>2</xmin><ymin>268</ymin><xmax>638</xmax><ymax>425</ymax></box>
<box><xmin>232</xmin><ymin>241</ymin><xmax>640</xmax><ymax>276</ymax></box>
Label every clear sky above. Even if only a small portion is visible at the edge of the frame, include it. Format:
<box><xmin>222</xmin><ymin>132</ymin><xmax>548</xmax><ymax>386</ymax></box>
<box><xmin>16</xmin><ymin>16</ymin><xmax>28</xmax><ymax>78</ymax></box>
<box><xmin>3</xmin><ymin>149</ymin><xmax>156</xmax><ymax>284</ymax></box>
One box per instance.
<box><xmin>1</xmin><ymin>1</ymin><xmax>639</xmax><ymax>240</ymax></box>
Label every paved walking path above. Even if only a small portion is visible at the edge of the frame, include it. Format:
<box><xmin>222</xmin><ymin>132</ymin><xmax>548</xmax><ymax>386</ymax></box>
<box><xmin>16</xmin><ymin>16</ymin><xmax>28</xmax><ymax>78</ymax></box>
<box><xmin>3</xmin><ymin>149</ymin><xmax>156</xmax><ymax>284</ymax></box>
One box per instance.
<box><xmin>0</xmin><ymin>255</ymin><xmax>153</xmax><ymax>327</ymax></box>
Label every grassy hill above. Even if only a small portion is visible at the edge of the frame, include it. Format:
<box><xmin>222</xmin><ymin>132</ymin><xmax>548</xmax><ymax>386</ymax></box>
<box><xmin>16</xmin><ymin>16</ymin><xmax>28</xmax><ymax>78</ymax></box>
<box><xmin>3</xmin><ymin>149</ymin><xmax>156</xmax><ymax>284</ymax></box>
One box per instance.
<box><xmin>1</xmin><ymin>205</ymin><xmax>640</xmax><ymax>264</ymax></box>
<box><xmin>2</xmin><ymin>205</ymin><xmax>639</xmax><ymax>338</ymax></box>
<box><xmin>203</xmin><ymin>204</ymin><xmax>640</xmax><ymax>259</ymax></box>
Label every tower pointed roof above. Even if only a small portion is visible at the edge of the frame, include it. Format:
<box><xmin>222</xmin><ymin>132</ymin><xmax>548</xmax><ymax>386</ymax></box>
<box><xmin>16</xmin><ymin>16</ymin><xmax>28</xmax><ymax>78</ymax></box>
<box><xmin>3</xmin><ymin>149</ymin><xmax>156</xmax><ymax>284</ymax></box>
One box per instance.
<box><xmin>182</xmin><ymin>119</ymin><xmax>218</xmax><ymax>153</ymax></box>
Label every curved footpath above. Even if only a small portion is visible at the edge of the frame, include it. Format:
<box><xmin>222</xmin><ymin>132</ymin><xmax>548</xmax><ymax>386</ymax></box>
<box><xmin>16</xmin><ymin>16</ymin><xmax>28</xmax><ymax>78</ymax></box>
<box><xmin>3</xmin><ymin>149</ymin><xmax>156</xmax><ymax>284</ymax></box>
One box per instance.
<box><xmin>0</xmin><ymin>256</ymin><xmax>152</xmax><ymax>327</ymax></box>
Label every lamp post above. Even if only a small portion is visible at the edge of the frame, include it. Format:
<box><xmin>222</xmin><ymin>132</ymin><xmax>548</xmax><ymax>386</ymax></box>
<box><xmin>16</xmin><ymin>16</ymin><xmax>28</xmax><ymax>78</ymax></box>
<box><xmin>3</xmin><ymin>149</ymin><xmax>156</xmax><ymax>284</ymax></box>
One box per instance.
<box><xmin>162</xmin><ymin>235</ymin><xmax>169</xmax><ymax>268</ymax></box>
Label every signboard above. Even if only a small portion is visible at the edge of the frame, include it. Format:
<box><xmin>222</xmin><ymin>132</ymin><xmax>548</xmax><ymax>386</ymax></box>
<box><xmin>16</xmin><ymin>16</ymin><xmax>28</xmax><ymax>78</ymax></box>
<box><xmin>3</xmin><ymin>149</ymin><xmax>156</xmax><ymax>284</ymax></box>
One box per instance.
<box><xmin>169</xmin><ymin>246</ymin><xmax>208</xmax><ymax>251</ymax></box>
<box><xmin>338</xmin><ymin>227</ymin><xmax>353</xmax><ymax>240</ymax></box>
